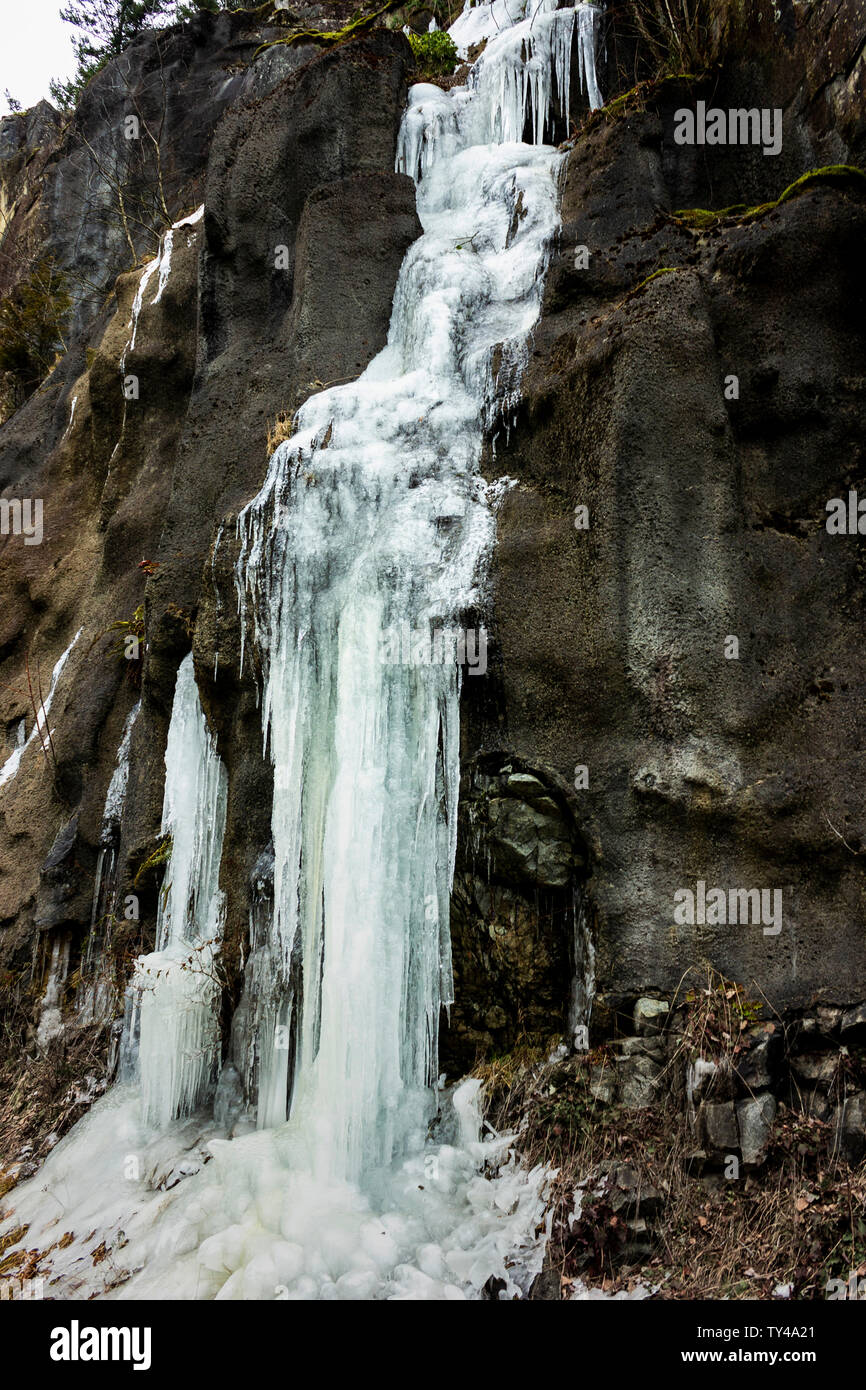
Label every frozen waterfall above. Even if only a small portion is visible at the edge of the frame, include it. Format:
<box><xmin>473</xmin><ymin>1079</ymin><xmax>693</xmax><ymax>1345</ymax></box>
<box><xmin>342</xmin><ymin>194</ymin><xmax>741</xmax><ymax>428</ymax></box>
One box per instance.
<box><xmin>235</xmin><ymin>1</ymin><xmax>602</xmax><ymax>1179</ymax></box>
<box><xmin>0</xmin><ymin>2</ymin><xmax>601</xmax><ymax>1301</ymax></box>
<box><xmin>127</xmin><ymin>654</ymin><xmax>228</xmax><ymax>1129</ymax></box>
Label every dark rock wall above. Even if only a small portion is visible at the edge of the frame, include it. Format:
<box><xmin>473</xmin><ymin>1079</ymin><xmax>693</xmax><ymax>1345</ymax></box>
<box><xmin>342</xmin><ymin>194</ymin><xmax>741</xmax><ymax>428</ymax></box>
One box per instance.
<box><xmin>481</xmin><ymin>14</ymin><xmax>866</xmax><ymax>1030</ymax></box>
<box><xmin>0</xmin><ymin>9</ymin><xmax>317</xmax><ymax>340</ymax></box>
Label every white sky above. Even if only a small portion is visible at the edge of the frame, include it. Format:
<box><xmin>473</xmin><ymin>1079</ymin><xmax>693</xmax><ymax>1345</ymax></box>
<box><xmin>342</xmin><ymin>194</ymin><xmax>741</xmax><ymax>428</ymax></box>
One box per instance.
<box><xmin>0</xmin><ymin>0</ymin><xmax>77</xmax><ymax>115</ymax></box>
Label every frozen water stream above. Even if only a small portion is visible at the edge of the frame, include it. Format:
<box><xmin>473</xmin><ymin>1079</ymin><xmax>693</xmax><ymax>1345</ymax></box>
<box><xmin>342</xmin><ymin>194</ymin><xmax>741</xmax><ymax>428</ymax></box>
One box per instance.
<box><xmin>1</xmin><ymin>3</ymin><xmax>602</xmax><ymax>1300</ymax></box>
<box><xmin>0</xmin><ymin>629</ymin><xmax>82</xmax><ymax>790</ymax></box>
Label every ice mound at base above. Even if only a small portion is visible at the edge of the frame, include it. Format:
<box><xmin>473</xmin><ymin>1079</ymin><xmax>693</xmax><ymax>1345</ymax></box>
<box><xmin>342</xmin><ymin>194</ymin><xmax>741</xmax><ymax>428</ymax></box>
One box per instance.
<box><xmin>1</xmin><ymin>1080</ymin><xmax>552</xmax><ymax>1301</ymax></box>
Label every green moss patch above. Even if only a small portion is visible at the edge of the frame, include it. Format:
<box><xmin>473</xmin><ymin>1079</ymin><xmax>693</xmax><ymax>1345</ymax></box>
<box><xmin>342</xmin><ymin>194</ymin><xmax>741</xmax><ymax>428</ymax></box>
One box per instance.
<box><xmin>623</xmin><ymin>266</ymin><xmax>682</xmax><ymax>302</ymax></box>
<box><xmin>670</xmin><ymin>165</ymin><xmax>866</xmax><ymax>230</ymax></box>
<box><xmin>580</xmin><ymin>71</ymin><xmax>705</xmax><ymax>137</ymax></box>
<box><xmin>252</xmin><ymin>0</ymin><xmax>407</xmax><ymax>58</ymax></box>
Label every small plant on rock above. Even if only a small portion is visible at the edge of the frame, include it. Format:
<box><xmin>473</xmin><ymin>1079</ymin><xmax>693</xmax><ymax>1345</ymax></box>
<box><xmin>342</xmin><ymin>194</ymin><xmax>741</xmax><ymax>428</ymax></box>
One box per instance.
<box><xmin>99</xmin><ymin>603</ymin><xmax>145</xmax><ymax>687</ymax></box>
<box><xmin>408</xmin><ymin>29</ymin><xmax>458</xmax><ymax>78</ymax></box>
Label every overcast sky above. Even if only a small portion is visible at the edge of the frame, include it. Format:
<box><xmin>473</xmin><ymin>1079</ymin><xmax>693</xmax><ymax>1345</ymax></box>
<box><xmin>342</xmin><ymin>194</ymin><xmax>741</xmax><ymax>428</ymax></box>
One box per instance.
<box><xmin>0</xmin><ymin>0</ymin><xmax>76</xmax><ymax>115</ymax></box>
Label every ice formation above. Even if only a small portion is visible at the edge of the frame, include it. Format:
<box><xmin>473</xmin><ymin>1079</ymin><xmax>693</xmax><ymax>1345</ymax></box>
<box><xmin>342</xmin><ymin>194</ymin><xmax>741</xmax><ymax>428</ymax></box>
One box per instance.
<box><xmin>101</xmin><ymin>700</ymin><xmax>140</xmax><ymax>836</ymax></box>
<box><xmin>78</xmin><ymin>701</ymin><xmax>141</xmax><ymax>1027</ymax></box>
<box><xmin>0</xmin><ymin>628</ymin><xmax>82</xmax><ymax>789</ymax></box>
<box><xmin>36</xmin><ymin>935</ymin><xmax>72</xmax><ymax>1048</ymax></box>
<box><xmin>234</xmin><ymin>4</ymin><xmax>602</xmax><ymax>1179</ymax></box>
<box><xmin>128</xmin><ymin>654</ymin><xmax>228</xmax><ymax>1129</ymax></box>
<box><xmin>121</xmin><ymin>205</ymin><xmax>204</xmax><ymax>369</ymax></box>
<box><xmin>569</xmin><ymin>888</ymin><xmax>596</xmax><ymax>1047</ymax></box>
<box><xmin>0</xmin><ymin>5</ymin><xmax>602</xmax><ymax>1301</ymax></box>
<box><xmin>3</xmin><ymin>1077</ymin><xmax>551</xmax><ymax>1300</ymax></box>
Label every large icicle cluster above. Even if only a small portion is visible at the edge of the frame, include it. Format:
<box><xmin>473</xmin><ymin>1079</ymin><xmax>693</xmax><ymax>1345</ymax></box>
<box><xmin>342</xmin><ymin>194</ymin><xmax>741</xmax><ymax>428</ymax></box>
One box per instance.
<box><xmin>129</xmin><ymin>654</ymin><xmax>228</xmax><ymax>1128</ymax></box>
<box><xmin>399</xmin><ymin>0</ymin><xmax>603</xmax><ymax>180</ymax></box>
<box><xmin>232</xmin><ymin>5</ymin><xmax>599</xmax><ymax>1182</ymax></box>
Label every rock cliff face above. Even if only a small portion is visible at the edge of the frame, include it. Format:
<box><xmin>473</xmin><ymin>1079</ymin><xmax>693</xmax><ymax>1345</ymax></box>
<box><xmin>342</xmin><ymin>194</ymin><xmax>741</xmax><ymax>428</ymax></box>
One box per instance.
<box><xmin>480</xmin><ymin>16</ymin><xmax>866</xmax><ymax>1035</ymax></box>
<box><xmin>0</xmin><ymin>0</ymin><xmax>865</xmax><ymax>1169</ymax></box>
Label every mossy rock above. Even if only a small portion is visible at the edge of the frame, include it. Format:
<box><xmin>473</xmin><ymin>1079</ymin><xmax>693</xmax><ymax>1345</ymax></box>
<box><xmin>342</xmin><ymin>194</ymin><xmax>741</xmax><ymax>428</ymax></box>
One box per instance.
<box><xmin>253</xmin><ymin>0</ymin><xmax>407</xmax><ymax>58</ymax></box>
<box><xmin>670</xmin><ymin>165</ymin><xmax>866</xmax><ymax>230</ymax></box>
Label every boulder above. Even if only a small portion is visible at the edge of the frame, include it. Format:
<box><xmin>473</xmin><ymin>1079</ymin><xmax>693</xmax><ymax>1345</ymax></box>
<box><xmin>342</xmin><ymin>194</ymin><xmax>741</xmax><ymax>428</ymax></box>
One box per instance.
<box><xmin>799</xmin><ymin>1090</ymin><xmax>831</xmax><ymax>1123</ymax></box>
<box><xmin>618</xmin><ymin>1035</ymin><xmax>666</xmax><ymax>1061</ymax></box>
<box><xmin>734</xmin><ymin>1023</ymin><xmax>782</xmax><ymax>1092</ymax></box>
<box><xmin>633</xmin><ymin>998</ymin><xmax>670</xmax><ymax>1037</ymax></box>
<box><xmin>833</xmin><ymin>1093</ymin><xmax>866</xmax><ymax>1164</ymax></box>
<box><xmin>791</xmin><ymin>1053</ymin><xmax>842</xmax><ymax>1087</ymax></box>
<box><xmin>736</xmin><ymin>1093</ymin><xmax>777</xmax><ymax>1167</ymax></box>
<box><xmin>817</xmin><ymin>1006</ymin><xmax>844</xmax><ymax>1034</ymax></box>
<box><xmin>697</xmin><ymin>1101</ymin><xmax>739</xmax><ymax>1153</ymax></box>
<box><xmin>605</xmin><ymin>1163</ymin><xmax>664</xmax><ymax>1220</ymax></box>
<box><xmin>616</xmin><ymin>1054</ymin><xmax>662</xmax><ymax>1109</ymax></box>
<box><xmin>841</xmin><ymin>1002</ymin><xmax>866</xmax><ymax>1043</ymax></box>
<box><xmin>485</xmin><ymin>793</ymin><xmax>576</xmax><ymax>889</ymax></box>
<box><xmin>589</xmin><ymin>1064</ymin><xmax>616</xmax><ymax>1105</ymax></box>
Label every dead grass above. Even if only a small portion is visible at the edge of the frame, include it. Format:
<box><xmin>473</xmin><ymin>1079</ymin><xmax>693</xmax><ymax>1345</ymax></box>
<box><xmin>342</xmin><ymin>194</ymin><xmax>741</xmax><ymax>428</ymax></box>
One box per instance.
<box><xmin>473</xmin><ymin>976</ymin><xmax>866</xmax><ymax>1299</ymax></box>
<box><xmin>627</xmin><ymin>0</ymin><xmax>752</xmax><ymax>77</ymax></box>
<box><xmin>0</xmin><ymin>1224</ymin><xmax>28</xmax><ymax>1260</ymax></box>
<box><xmin>266</xmin><ymin>411</ymin><xmax>295</xmax><ymax>456</ymax></box>
<box><xmin>0</xmin><ymin>1019</ymin><xmax>109</xmax><ymax>1181</ymax></box>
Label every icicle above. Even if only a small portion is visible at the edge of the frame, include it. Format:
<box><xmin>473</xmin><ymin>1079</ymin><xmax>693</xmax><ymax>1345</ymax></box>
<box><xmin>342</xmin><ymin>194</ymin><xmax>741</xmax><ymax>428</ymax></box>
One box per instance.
<box><xmin>120</xmin><ymin>257</ymin><xmax>160</xmax><ymax>372</ymax></box>
<box><xmin>132</xmin><ymin>655</ymin><xmax>228</xmax><ymax>1128</ymax></box>
<box><xmin>101</xmin><ymin>701</ymin><xmax>140</xmax><ymax>841</ymax></box>
<box><xmin>0</xmin><ymin>630</ymin><xmax>82</xmax><ymax>790</ymax></box>
<box><xmin>36</xmin><ymin>936</ymin><xmax>71</xmax><ymax>1048</ymax></box>
<box><xmin>397</xmin><ymin>3</ymin><xmax>602</xmax><ymax>182</ymax></box>
<box><xmin>64</xmin><ymin>395</ymin><xmax>78</xmax><ymax>437</ymax></box>
<box><xmin>120</xmin><ymin>205</ymin><xmax>205</xmax><ymax>369</ymax></box>
<box><xmin>78</xmin><ymin>702</ymin><xmax>141</xmax><ymax>1027</ymax></box>
<box><xmin>568</xmin><ymin>886</ymin><xmax>596</xmax><ymax>1049</ymax></box>
<box><xmin>576</xmin><ymin>3</ymin><xmax>603</xmax><ymax>112</ymax></box>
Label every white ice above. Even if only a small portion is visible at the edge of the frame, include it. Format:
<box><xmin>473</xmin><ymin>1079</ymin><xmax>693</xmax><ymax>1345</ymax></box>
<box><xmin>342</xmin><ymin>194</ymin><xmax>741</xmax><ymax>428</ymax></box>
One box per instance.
<box><xmin>36</xmin><ymin>935</ymin><xmax>71</xmax><ymax>1048</ymax></box>
<box><xmin>0</xmin><ymin>629</ymin><xmax>82</xmax><ymax>790</ymax></box>
<box><xmin>78</xmin><ymin>701</ymin><xmax>141</xmax><ymax>1026</ymax></box>
<box><xmin>121</xmin><ymin>205</ymin><xmax>204</xmax><ymax>368</ymax></box>
<box><xmin>127</xmin><ymin>654</ymin><xmax>228</xmax><ymax>1129</ymax></box>
<box><xmin>0</xmin><ymin>1079</ymin><xmax>551</xmax><ymax>1301</ymax></box>
<box><xmin>101</xmin><ymin>700</ymin><xmax>140</xmax><ymax>837</ymax></box>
